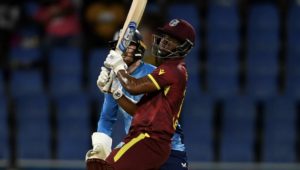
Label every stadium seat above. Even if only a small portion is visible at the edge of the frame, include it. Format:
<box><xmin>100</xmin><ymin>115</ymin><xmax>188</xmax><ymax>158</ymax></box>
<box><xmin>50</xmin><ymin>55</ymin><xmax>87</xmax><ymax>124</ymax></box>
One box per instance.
<box><xmin>15</xmin><ymin>95</ymin><xmax>51</xmax><ymax>159</ymax></box>
<box><xmin>248</xmin><ymin>4</ymin><xmax>279</xmax><ymax>33</ymax></box>
<box><xmin>9</xmin><ymin>47</ymin><xmax>42</xmax><ymax>67</ymax></box>
<box><xmin>206</xmin><ymin>49</ymin><xmax>239</xmax><ymax>74</ymax></box>
<box><xmin>285</xmin><ymin>74</ymin><xmax>300</xmax><ymax>100</ymax></box>
<box><xmin>286</xmin><ymin>4</ymin><xmax>300</xmax><ymax>76</ymax></box>
<box><xmin>220</xmin><ymin>96</ymin><xmax>256</xmax><ymax>162</ymax></box>
<box><xmin>49</xmin><ymin>47</ymin><xmax>83</xmax><ymax>75</ymax></box>
<box><xmin>248</xmin><ymin>32</ymin><xmax>280</xmax><ymax>52</ymax></box>
<box><xmin>207</xmin><ymin>30</ymin><xmax>239</xmax><ymax>57</ymax></box>
<box><xmin>207</xmin><ymin>2</ymin><xmax>239</xmax><ymax>31</ymax></box>
<box><xmin>247</xmin><ymin>50</ymin><xmax>278</xmax><ymax>75</ymax></box>
<box><xmin>246</xmin><ymin>5</ymin><xmax>280</xmax><ymax>100</ymax></box>
<box><xmin>287</xmin><ymin>3</ymin><xmax>300</xmax><ymax>42</ymax></box>
<box><xmin>245</xmin><ymin>73</ymin><xmax>277</xmax><ymax>100</ymax></box>
<box><xmin>182</xmin><ymin>94</ymin><xmax>215</xmax><ymax>161</ymax></box>
<box><xmin>247</xmin><ymin>4</ymin><xmax>279</xmax><ymax>53</ymax></box>
<box><xmin>286</xmin><ymin>50</ymin><xmax>300</xmax><ymax>76</ymax></box>
<box><xmin>55</xmin><ymin>93</ymin><xmax>91</xmax><ymax>160</ymax></box>
<box><xmin>10</xmin><ymin>70</ymin><xmax>44</xmax><ymax>98</ymax></box>
<box><xmin>49</xmin><ymin>74</ymin><xmax>82</xmax><ymax>98</ymax></box>
<box><xmin>207</xmin><ymin>71</ymin><xmax>239</xmax><ymax>99</ymax></box>
<box><xmin>262</xmin><ymin>96</ymin><xmax>297</xmax><ymax>162</ymax></box>
<box><xmin>0</xmin><ymin>97</ymin><xmax>9</xmax><ymax>159</ymax></box>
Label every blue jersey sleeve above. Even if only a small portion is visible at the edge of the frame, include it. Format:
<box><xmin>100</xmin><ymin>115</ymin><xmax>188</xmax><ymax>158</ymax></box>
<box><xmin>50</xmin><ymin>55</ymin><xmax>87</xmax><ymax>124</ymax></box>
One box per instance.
<box><xmin>97</xmin><ymin>94</ymin><xmax>118</xmax><ymax>136</ymax></box>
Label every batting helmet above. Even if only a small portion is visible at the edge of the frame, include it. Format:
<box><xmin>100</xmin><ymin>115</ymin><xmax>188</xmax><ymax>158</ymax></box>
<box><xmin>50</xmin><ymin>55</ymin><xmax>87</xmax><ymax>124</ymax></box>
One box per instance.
<box><xmin>108</xmin><ymin>29</ymin><xmax>146</xmax><ymax>59</ymax></box>
<box><xmin>152</xmin><ymin>19</ymin><xmax>195</xmax><ymax>58</ymax></box>
<box><xmin>158</xmin><ymin>19</ymin><xmax>196</xmax><ymax>44</ymax></box>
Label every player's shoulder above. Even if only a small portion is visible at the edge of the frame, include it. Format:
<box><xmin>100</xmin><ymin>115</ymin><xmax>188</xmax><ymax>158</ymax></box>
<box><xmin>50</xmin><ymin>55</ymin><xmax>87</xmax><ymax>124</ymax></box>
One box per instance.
<box><xmin>143</xmin><ymin>62</ymin><xmax>156</xmax><ymax>70</ymax></box>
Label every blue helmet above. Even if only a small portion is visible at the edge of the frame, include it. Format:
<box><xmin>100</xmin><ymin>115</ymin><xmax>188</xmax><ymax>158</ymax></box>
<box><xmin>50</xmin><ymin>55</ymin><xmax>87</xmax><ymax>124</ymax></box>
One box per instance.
<box><xmin>109</xmin><ymin>29</ymin><xmax>146</xmax><ymax>59</ymax></box>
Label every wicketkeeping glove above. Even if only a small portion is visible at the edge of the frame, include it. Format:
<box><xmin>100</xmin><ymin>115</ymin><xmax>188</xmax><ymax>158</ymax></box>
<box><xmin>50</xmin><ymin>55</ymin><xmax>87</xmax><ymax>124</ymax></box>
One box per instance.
<box><xmin>104</xmin><ymin>50</ymin><xmax>127</xmax><ymax>74</ymax></box>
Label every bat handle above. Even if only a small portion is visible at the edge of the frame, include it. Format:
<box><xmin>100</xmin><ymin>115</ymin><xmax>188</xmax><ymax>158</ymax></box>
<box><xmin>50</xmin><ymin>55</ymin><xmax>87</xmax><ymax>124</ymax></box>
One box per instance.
<box><xmin>102</xmin><ymin>49</ymin><xmax>122</xmax><ymax>93</ymax></box>
<box><xmin>102</xmin><ymin>71</ymin><xmax>116</xmax><ymax>93</ymax></box>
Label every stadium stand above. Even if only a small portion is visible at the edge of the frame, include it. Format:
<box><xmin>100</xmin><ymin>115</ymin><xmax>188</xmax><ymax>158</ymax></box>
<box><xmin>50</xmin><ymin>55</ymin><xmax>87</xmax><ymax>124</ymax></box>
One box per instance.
<box><xmin>15</xmin><ymin>95</ymin><xmax>51</xmax><ymax>159</ymax></box>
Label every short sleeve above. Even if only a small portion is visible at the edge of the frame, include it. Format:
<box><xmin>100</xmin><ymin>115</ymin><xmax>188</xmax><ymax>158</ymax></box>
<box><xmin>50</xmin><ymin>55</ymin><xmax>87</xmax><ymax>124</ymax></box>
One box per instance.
<box><xmin>147</xmin><ymin>64</ymin><xmax>175</xmax><ymax>90</ymax></box>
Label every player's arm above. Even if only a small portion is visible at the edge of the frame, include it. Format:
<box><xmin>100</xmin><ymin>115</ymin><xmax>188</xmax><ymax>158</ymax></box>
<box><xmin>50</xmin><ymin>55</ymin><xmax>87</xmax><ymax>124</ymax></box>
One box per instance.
<box><xmin>116</xmin><ymin>70</ymin><xmax>158</xmax><ymax>95</ymax></box>
<box><xmin>97</xmin><ymin>94</ymin><xmax>118</xmax><ymax>136</ymax></box>
<box><xmin>115</xmin><ymin>94</ymin><xmax>138</xmax><ymax>116</ymax></box>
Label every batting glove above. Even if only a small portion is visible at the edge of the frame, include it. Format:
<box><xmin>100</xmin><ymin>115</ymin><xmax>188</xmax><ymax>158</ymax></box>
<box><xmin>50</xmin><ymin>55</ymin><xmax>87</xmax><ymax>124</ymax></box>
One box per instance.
<box><xmin>104</xmin><ymin>50</ymin><xmax>127</xmax><ymax>74</ymax></box>
<box><xmin>97</xmin><ymin>67</ymin><xmax>114</xmax><ymax>93</ymax></box>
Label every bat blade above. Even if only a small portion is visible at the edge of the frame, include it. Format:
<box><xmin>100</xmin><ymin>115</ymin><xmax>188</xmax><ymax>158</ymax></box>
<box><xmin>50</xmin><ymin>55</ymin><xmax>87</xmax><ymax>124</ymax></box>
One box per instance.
<box><xmin>115</xmin><ymin>0</ymin><xmax>148</xmax><ymax>55</ymax></box>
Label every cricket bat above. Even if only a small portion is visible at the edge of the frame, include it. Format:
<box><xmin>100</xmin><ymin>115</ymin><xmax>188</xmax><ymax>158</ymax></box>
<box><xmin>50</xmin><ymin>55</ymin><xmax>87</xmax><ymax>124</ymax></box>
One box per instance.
<box><xmin>102</xmin><ymin>0</ymin><xmax>148</xmax><ymax>92</ymax></box>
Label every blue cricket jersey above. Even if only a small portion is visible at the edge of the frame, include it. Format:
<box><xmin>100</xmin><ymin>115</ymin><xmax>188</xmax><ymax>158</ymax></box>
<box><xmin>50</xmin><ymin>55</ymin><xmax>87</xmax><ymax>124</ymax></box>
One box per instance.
<box><xmin>97</xmin><ymin>62</ymin><xmax>185</xmax><ymax>151</ymax></box>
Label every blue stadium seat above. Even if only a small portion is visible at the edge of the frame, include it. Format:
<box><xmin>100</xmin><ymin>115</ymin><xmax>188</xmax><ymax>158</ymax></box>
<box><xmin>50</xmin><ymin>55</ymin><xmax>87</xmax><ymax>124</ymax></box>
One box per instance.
<box><xmin>207</xmin><ymin>72</ymin><xmax>239</xmax><ymax>99</ymax></box>
<box><xmin>262</xmin><ymin>96</ymin><xmax>297</xmax><ymax>162</ymax></box>
<box><xmin>285</xmin><ymin>74</ymin><xmax>300</xmax><ymax>98</ymax></box>
<box><xmin>187</xmin><ymin>73</ymin><xmax>202</xmax><ymax>95</ymax></box>
<box><xmin>248</xmin><ymin>4</ymin><xmax>279</xmax><ymax>33</ymax></box>
<box><xmin>286</xmin><ymin>50</ymin><xmax>300</xmax><ymax>76</ymax></box>
<box><xmin>247</xmin><ymin>4</ymin><xmax>280</xmax><ymax>53</ymax></box>
<box><xmin>9</xmin><ymin>47</ymin><xmax>42</xmax><ymax>66</ymax></box>
<box><xmin>287</xmin><ymin>4</ymin><xmax>300</xmax><ymax>76</ymax></box>
<box><xmin>247</xmin><ymin>50</ymin><xmax>278</xmax><ymax>75</ymax></box>
<box><xmin>220</xmin><ymin>96</ymin><xmax>256</xmax><ymax>162</ymax></box>
<box><xmin>49</xmin><ymin>74</ymin><xmax>82</xmax><ymax>98</ymax></box>
<box><xmin>49</xmin><ymin>47</ymin><xmax>82</xmax><ymax>75</ymax></box>
<box><xmin>245</xmin><ymin>74</ymin><xmax>277</xmax><ymax>100</ymax></box>
<box><xmin>206</xmin><ymin>3</ymin><xmax>240</xmax><ymax>75</ymax></box>
<box><xmin>246</xmin><ymin>5</ymin><xmax>280</xmax><ymax>100</ymax></box>
<box><xmin>206</xmin><ymin>50</ymin><xmax>239</xmax><ymax>74</ymax></box>
<box><xmin>0</xmin><ymin>97</ymin><xmax>9</xmax><ymax>159</ymax></box>
<box><xmin>207</xmin><ymin>30</ymin><xmax>239</xmax><ymax>57</ymax></box>
<box><xmin>10</xmin><ymin>70</ymin><xmax>44</xmax><ymax>98</ymax></box>
<box><xmin>88</xmin><ymin>48</ymin><xmax>107</xmax><ymax>100</ymax></box>
<box><xmin>15</xmin><ymin>95</ymin><xmax>51</xmax><ymax>159</ymax></box>
<box><xmin>247</xmin><ymin>32</ymin><xmax>280</xmax><ymax>52</ymax></box>
<box><xmin>182</xmin><ymin>94</ymin><xmax>215</xmax><ymax>161</ymax></box>
<box><xmin>287</xmin><ymin>3</ymin><xmax>300</xmax><ymax>40</ymax></box>
<box><xmin>207</xmin><ymin>2</ymin><xmax>239</xmax><ymax>30</ymax></box>
<box><xmin>55</xmin><ymin>94</ymin><xmax>91</xmax><ymax>160</ymax></box>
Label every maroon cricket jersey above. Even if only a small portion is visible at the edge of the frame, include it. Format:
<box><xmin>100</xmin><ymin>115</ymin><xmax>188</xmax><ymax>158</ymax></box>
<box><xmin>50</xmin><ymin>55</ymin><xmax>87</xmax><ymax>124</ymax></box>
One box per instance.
<box><xmin>130</xmin><ymin>58</ymin><xmax>188</xmax><ymax>141</ymax></box>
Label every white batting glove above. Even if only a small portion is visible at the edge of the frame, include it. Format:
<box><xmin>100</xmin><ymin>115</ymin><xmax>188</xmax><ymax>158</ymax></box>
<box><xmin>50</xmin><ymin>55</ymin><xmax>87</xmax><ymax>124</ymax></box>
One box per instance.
<box><xmin>97</xmin><ymin>67</ymin><xmax>109</xmax><ymax>86</ymax></box>
<box><xmin>97</xmin><ymin>67</ymin><xmax>113</xmax><ymax>93</ymax></box>
<box><xmin>104</xmin><ymin>50</ymin><xmax>127</xmax><ymax>74</ymax></box>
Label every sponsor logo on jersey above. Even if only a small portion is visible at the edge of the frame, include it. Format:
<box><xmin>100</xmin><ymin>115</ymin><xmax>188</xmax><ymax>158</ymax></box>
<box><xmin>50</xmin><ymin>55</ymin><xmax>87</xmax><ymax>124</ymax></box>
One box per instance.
<box><xmin>158</xmin><ymin>69</ymin><xmax>165</xmax><ymax>75</ymax></box>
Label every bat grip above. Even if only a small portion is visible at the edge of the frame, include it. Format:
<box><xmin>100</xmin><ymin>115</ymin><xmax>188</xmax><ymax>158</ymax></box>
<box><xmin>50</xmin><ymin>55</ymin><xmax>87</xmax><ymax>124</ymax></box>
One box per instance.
<box><xmin>102</xmin><ymin>71</ymin><xmax>116</xmax><ymax>93</ymax></box>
